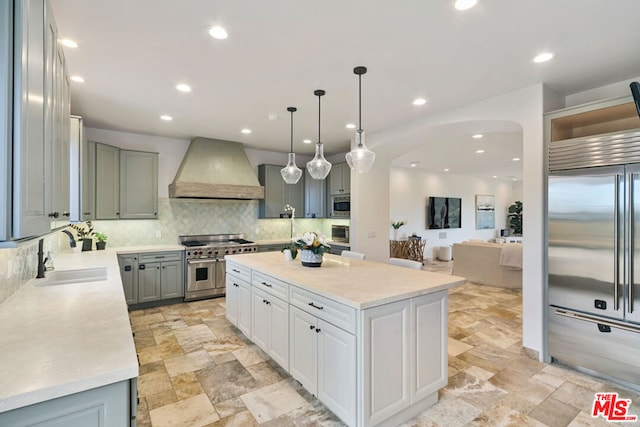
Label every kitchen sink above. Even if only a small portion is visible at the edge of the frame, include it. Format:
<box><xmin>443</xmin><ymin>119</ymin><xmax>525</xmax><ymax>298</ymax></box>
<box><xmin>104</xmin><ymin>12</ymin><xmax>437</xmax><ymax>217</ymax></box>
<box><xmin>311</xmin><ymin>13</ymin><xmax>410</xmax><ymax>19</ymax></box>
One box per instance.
<box><xmin>38</xmin><ymin>267</ymin><xmax>108</xmax><ymax>286</ymax></box>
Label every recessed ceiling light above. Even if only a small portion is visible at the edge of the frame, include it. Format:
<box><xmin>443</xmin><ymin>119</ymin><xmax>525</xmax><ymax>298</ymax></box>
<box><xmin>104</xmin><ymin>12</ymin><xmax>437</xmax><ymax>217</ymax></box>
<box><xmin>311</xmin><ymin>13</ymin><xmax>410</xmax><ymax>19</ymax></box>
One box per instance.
<box><xmin>208</xmin><ymin>26</ymin><xmax>228</xmax><ymax>40</ymax></box>
<box><xmin>533</xmin><ymin>52</ymin><xmax>554</xmax><ymax>63</ymax></box>
<box><xmin>512</xmin><ymin>157</ymin><xmax>521</xmax><ymax>161</ymax></box>
<box><xmin>410</xmin><ymin>161</ymin><xmax>421</xmax><ymax>168</ymax></box>
<box><xmin>476</xmin><ymin>149</ymin><xmax>485</xmax><ymax>154</ymax></box>
<box><xmin>160</xmin><ymin>115</ymin><xmax>173</xmax><ymax>121</ymax></box>
<box><xmin>412</xmin><ymin>98</ymin><xmax>427</xmax><ymax>106</ymax></box>
<box><xmin>493</xmin><ymin>175</ymin><xmax>498</xmax><ymax>179</ymax></box>
<box><xmin>70</xmin><ymin>75</ymin><xmax>85</xmax><ymax>83</ymax></box>
<box><xmin>444</xmin><ymin>168</ymin><xmax>450</xmax><ymax>172</ymax></box>
<box><xmin>512</xmin><ymin>178</ymin><xmax>517</xmax><ymax>182</ymax></box>
<box><xmin>241</xmin><ymin>128</ymin><xmax>252</xmax><ymax>134</ymax></box>
<box><xmin>59</xmin><ymin>39</ymin><xmax>78</xmax><ymax>48</ymax></box>
<box><xmin>176</xmin><ymin>83</ymin><xmax>191</xmax><ymax>92</ymax></box>
<box><xmin>303</xmin><ymin>139</ymin><xmax>312</xmax><ymax>144</ymax></box>
<box><xmin>455</xmin><ymin>0</ymin><xmax>478</xmax><ymax>11</ymax></box>
<box><xmin>345</xmin><ymin>123</ymin><xmax>356</xmax><ymax>129</ymax></box>
<box><xmin>472</xmin><ymin>134</ymin><xmax>483</xmax><ymax>139</ymax></box>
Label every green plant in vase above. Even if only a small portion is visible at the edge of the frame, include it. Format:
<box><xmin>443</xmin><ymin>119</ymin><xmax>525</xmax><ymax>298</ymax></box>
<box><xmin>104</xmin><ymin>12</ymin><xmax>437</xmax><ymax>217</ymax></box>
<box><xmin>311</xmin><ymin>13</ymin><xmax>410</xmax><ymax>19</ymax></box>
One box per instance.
<box><xmin>94</xmin><ymin>232</ymin><xmax>108</xmax><ymax>250</ymax></box>
<box><xmin>391</xmin><ymin>220</ymin><xmax>406</xmax><ymax>240</ymax></box>
<box><xmin>68</xmin><ymin>221</ymin><xmax>94</xmax><ymax>251</ymax></box>
<box><xmin>507</xmin><ymin>201</ymin><xmax>523</xmax><ymax>236</ymax></box>
<box><xmin>292</xmin><ymin>232</ymin><xmax>331</xmax><ymax>267</ymax></box>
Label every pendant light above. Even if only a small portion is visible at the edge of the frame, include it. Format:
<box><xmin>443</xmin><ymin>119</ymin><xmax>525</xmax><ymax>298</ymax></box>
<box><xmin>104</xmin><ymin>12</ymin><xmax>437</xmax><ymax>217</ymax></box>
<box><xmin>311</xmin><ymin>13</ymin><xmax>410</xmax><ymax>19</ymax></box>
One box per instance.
<box><xmin>306</xmin><ymin>89</ymin><xmax>332</xmax><ymax>180</ymax></box>
<box><xmin>281</xmin><ymin>107</ymin><xmax>303</xmax><ymax>184</ymax></box>
<box><xmin>346</xmin><ymin>66</ymin><xmax>376</xmax><ymax>173</ymax></box>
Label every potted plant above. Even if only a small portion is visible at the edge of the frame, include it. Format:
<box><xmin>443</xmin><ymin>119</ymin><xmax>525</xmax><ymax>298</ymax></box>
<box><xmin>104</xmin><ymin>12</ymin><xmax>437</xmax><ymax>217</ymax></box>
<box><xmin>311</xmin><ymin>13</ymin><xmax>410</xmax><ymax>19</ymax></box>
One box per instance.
<box><xmin>391</xmin><ymin>220</ymin><xmax>406</xmax><ymax>241</ymax></box>
<box><xmin>68</xmin><ymin>221</ymin><xmax>94</xmax><ymax>251</ymax></box>
<box><xmin>281</xmin><ymin>244</ymin><xmax>298</xmax><ymax>261</ymax></box>
<box><xmin>507</xmin><ymin>201</ymin><xmax>523</xmax><ymax>236</ymax></box>
<box><xmin>94</xmin><ymin>232</ymin><xmax>108</xmax><ymax>250</ymax></box>
<box><xmin>292</xmin><ymin>231</ymin><xmax>331</xmax><ymax>267</ymax></box>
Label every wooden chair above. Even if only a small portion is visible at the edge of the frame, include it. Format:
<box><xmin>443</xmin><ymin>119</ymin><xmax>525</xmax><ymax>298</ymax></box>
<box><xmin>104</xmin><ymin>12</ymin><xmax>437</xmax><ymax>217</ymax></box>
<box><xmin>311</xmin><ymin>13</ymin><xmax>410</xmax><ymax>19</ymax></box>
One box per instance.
<box><xmin>389</xmin><ymin>257</ymin><xmax>423</xmax><ymax>270</ymax></box>
<box><xmin>341</xmin><ymin>250</ymin><xmax>366</xmax><ymax>260</ymax></box>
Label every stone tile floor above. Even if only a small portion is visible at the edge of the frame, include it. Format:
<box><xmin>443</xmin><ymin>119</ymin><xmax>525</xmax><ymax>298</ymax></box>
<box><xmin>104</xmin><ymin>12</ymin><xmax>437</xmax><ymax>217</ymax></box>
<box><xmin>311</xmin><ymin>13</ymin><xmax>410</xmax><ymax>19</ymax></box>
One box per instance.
<box><xmin>131</xmin><ymin>259</ymin><xmax>640</xmax><ymax>426</ymax></box>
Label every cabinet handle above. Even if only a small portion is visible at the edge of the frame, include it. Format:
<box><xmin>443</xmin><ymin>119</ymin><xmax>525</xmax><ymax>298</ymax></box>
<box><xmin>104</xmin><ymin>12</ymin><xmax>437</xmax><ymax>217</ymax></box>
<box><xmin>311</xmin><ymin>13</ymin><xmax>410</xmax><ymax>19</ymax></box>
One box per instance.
<box><xmin>139</xmin><ymin>265</ymin><xmax>146</xmax><ymax>270</ymax></box>
<box><xmin>233</xmin><ymin>283</ymin><xmax>239</xmax><ymax>287</ymax></box>
<box><xmin>124</xmin><ymin>266</ymin><xmax>132</xmax><ymax>272</ymax></box>
<box><xmin>309</xmin><ymin>325</ymin><xmax>315</xmax><ymax>330</ymax></box>
<box><xmin>261</xmin><ymin>281</ymin><xmax>272</xmax><ymax>288</ymax></box>
<box><xmin>316</xmin><ymin>328</ymin><xmax>321</xmax><ymax>333</ymax></box>
<box><xmin>62</xmin><ymin>212</ymin><xmax>70</xmax><ymax>217</ymax></box>
<box><xmin>83</xmin><ymin>212</ymin><xmax>91</xmax><ymax>215</ymax></box>
<box><xmin>233</xmin><ymin>269</ymin><xmax>240</xmax><ymax>273</ymax></box>
<box><xmin>155</xmin><ymin>256</ymin><xmax>165</xmax><ymax>259</ymax></box>
<box><xmin>308</xmin><ymin>302</ymin><xmax>324</xmax><ymax>310</ymax></box>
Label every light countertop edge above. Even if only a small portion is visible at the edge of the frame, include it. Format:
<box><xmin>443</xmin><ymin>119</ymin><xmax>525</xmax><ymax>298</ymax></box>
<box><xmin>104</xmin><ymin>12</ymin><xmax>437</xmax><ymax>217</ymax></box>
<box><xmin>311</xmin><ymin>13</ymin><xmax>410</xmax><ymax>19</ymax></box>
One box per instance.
<box><xmin>226</xmin><ymin>252</ymin><xmax>464</xmax><ymax>310</ymax></box>
<box><xmin>0</xmin><ymin>248</ymin><xmax>145</xmax><ymax>414</ymax></box>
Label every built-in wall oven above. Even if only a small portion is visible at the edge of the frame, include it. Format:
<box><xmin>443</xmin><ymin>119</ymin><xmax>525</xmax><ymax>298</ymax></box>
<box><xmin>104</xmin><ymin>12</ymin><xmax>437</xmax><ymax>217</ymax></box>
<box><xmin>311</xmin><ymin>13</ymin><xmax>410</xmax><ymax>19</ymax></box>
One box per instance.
<box><xmin>180</xmin><ymin>234</ymin><xmax>257</xmax><ymax>301</ymax></box>
<box><xmin>331</xmin><ymin>225</ymin><xmax>349</xmax><ymax>243</ymax></box>
<box><xmin>331</xmin><ymin>195</ymin><xmax>350</xmax><ymax>218</ymax></box>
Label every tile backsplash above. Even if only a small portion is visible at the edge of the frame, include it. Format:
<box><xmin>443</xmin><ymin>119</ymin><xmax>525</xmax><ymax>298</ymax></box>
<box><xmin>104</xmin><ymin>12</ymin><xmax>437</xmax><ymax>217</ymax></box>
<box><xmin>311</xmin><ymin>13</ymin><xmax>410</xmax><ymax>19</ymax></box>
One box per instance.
<box><xmin>90</xmin><ymin>199</ymin><xmax>348</xmax><ymax>246</ymax></box>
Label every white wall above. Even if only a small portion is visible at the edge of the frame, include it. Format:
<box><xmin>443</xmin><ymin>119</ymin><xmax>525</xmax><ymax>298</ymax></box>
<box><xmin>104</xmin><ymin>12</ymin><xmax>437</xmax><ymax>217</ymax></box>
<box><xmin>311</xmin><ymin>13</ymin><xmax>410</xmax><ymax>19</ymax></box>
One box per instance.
<box><xmin>389</xmin><ymin>168</ymin><xmax>518</xmax><ymax>259</ymax></box>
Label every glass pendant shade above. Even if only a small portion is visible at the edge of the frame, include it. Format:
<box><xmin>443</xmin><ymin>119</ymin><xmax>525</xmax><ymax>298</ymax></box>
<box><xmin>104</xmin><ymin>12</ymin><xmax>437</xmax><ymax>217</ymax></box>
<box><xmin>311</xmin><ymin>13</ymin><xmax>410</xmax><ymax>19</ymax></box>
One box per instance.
<box><xmin>281</xmin><ymin>152</ymin><xmax>302</xmax><ymax>184</ymax></box>
<box><xmin>307</xmin><ymin>142</ymin><xmax>332</xmax><ymax>180</ymax></box>
<box><xmin>347</xmin><ymin>66</ymin><xmax>375</xmax><ymax>173</ymax></box>
<box><xmin>346</xmin><ymin>130</ymin><xmax>376</xmax><ymax>173</ymax></box>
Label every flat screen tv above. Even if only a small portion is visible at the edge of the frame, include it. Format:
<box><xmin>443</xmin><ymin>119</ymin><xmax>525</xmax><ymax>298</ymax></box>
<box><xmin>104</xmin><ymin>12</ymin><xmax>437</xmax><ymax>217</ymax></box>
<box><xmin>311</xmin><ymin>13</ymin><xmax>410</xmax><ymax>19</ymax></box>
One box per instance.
<box><xmin>631</xmin><ymin>82</ymin><xmax>640</xmax><ymax>118</ymax></box>
<box><xmin>427</xmin><ymin>196</ymin><xmax>461</xmax><ymax>229</ymax></box>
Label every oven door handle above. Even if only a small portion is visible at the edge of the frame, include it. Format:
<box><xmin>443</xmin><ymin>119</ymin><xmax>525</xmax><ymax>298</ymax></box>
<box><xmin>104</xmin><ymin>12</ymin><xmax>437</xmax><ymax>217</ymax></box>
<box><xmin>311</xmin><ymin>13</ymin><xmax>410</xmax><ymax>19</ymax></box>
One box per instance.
<box><xmin>187</xmin><ymin>258</ymin><xmax>217</xmax><ymax>265</ymax></box>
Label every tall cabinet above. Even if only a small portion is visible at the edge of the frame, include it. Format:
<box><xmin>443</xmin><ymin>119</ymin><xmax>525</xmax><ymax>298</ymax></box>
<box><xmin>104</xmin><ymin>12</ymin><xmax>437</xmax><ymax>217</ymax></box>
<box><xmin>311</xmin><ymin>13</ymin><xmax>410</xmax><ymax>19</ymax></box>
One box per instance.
<box><xmin>258</xmin><ymin>164</ymin><xmax>304</xmax><ymax>218</ymax></box>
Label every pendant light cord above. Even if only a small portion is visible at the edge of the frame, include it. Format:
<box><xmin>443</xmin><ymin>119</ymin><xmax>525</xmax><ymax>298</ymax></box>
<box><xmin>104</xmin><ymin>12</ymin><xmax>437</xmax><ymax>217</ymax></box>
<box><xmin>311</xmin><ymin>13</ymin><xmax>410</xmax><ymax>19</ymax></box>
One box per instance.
<box><xmin>318</xmin><ymin>93</ymin><xmax>321</xmax><ymax>146</ymax></box>
<box><xmin>290</xmin><ymin>109</ymin><xmax>294</xmax><ymax>153</ymax></box>
<box><xmin>358</xmin><ymin>72</ymin><xmax>362</xmax><ymax>135</ymax></box>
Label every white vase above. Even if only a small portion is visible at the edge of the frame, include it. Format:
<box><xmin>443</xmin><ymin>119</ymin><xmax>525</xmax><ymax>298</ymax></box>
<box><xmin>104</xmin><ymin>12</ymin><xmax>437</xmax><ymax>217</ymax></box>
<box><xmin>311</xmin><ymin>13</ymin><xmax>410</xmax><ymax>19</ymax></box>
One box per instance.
<box><xmin>393</xmin><ymin>229</ymin><xmax>398</xmax><ymax>241</ymax></box>
<box><xmin>300</xmin><ymin>249</ymin><xmax>323</xmax><ymax>267</ymax></box>
<box><xmin>283</xmin><ymin>249</ymin><xmax>293</xmax><ymax>261</ymax></box>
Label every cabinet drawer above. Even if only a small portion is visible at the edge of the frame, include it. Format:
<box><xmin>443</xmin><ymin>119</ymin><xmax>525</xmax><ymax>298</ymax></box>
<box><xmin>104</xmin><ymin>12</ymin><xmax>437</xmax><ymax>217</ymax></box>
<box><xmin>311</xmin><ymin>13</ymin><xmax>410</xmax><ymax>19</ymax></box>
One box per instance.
<box><xmin>227</xmin><ymin>261</ymin><xmax>251</xmax><ymax>282</ymax></box>
<box><xmin>290</xmin><ymin>286</ymin><xmax>356</xmax><ymax>334</ymax></box>
<box><xmin>252</xmin><ymin>271</ymin><xmax>289</xmax><ymax>302</ymax></box>
<box><xmin>139</xmin><ymin>251</ymin><xmax>183</xmax><ymax>263</ymax></box>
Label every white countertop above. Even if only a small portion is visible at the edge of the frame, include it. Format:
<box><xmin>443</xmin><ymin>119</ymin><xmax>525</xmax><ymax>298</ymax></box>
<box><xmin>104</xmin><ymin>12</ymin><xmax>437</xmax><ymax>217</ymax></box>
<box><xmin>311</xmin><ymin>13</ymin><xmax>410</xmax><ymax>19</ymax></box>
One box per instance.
<box><xmin>0</xmin><ymin>249</ymin><xmax>140</xmax><ymax>413</ymax></box>
<box><xmin>226</xmin><ymin>252</ymin><xmax>464</xmax><ymax>309</ymax></box>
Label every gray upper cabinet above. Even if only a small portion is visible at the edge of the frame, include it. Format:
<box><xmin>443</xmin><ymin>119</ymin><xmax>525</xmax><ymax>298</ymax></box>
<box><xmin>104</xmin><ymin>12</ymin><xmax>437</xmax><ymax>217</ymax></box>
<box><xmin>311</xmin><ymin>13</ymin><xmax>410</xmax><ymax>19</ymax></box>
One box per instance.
<box><xmin>328</xmin><ymin>162</ymin><xmax>350</xmax><ymax>195</ymax></box>
<box><xmin>94</xmin><ymin>143</ymin><xmax>158</xmax><ymax>221</ymax></box>
<box><xmin>258</xmin><ymin>164</ymin><xmax>304</xmax><ymax>219</ymax></box>
<box><xmin>95</xmin><ymin>143</ymin><xmax>120</xmax><ymax>219</ymax></box>
<box><xmin>70</xmin><ymin>116</ymin><xmax>94</xmax><ymax>222</ymax></box>
<box><xmin>0</xmin><ymin>1</ymin><xmax>13</xmax><ymax>240</ymax></box>
<box><xmin>304</xmin><ymin>168</ymin><xmax>326</xmax><ymax>218</ymax></box>
<box><xmin>120</xmin><ymin>150</ymin><xmax>158</xmax><ymax>219</ymax></box>
<box><xmin>12</xmin><ymin>0</ymin><xmax>50</xmax><ymax>239</ymax></box>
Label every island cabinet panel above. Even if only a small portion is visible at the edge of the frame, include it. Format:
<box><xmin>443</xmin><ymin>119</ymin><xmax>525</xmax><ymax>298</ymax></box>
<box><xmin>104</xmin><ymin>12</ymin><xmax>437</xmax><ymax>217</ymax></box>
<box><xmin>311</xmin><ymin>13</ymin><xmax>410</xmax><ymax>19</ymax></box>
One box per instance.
<box><xmin>251</xmin><ymin>285</ymin><xmax>289</xmax><ymax>369</ymax></box>
<box><xmin>362</xmin><ymin>299</ymin><xmax>411</xmax><ymax>426</ymax></box>
<box><xmin>289</xmin><ymin>305</ymin><xmax>318</xmax><ymax>393</ymax></box>
<box><xmin>225</xmin><ymin>270</ymin><xmax>252</xmax><ymax>337</ymax></box>
<box><xmin>290</xmin><ymin>285</ymin><xmax>356</xmax><ymax>333</ymax></box>
<box><xmin>412</xmin><ymin>292</ymin><xmax>447</xmax><ymax>402</ymax></box>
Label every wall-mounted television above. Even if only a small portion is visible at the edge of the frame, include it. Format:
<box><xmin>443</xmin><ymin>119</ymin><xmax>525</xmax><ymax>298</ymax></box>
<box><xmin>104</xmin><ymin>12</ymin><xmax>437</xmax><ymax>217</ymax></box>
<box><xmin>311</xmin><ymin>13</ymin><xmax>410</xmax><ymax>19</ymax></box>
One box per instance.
<box><xmin>631</xmin><ymin>82</ymin><xmax>640</xmax><ymax>118</ymax></box>
<box><xmin>426</xmin><ymin>196</ymin><xmax>461</xmax><ymax>229</ymax></box>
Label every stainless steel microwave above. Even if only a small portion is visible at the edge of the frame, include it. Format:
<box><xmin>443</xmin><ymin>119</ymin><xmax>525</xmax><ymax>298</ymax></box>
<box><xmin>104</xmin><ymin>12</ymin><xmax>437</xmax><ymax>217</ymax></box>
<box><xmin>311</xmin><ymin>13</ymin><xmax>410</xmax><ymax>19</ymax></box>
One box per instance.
<box><xmin>331</xmin><ymin>225</ymin><xmax>349</xmax><ymax>243</ymax></box>
<box><xmin>331</xmin><ymin>195</ymin><xmax>350</xmax><ymax>218</ymax></box>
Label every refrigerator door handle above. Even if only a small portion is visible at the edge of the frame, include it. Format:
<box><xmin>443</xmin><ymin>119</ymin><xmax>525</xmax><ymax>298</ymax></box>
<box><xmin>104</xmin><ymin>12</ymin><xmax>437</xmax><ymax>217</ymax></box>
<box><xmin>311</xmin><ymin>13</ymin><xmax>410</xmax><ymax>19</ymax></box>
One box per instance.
<box><xmin>630</xmin><ymin>173</ymin><xmax>635</xmax><ymax>313</ymax></box>
<box><xmin>555</xmin><ymin>308</ymin><xmax>640</xmax><ymax>334</ymax></box>
<box><xmin>615</xmin><ymin>174</ymin><xmax>620</xmax><ymax>311</ymax></box>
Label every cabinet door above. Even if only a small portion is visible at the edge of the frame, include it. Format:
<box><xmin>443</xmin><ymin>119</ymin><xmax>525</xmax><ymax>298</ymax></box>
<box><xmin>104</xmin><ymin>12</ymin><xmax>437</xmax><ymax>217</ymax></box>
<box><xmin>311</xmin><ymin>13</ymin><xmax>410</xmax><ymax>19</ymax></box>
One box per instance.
<box><xmin>0</xmin><ymin>0</ymin><xmax>11</xmax><ymax>240</ymax></box>
<box><xmin>12</xmin><ymin>0</ymin><xmax>50</xmax><ymax>238</ymax></box>
<box><xmin>258</xmin><ymin>164</ymin><xmax>285</xmax><ymax>218</ymax></box>
<box><xmin>411</xmin><ymin>291</ymin><xmax>447</xmax><ymax>402</ymax></box>
<box><xmin>160</xmin><ymin>260</ymin><xmax>183</xmax><ymax>299</ymax></box>
<box><xmin>289</xmin><ymin>306</ymin><xmax>318</xmax><ymax>394</ymax></box>
<box><xmin>225</xmin><ymin>275</ymin><xmax>239</xmax><ymax>325</ymax></box>
<box><xmin>317</xmin><ymin>318</ymin><xmax>356</xmax><ymax>427</ymax></box>
<box><xmin>269</xmin><ymin>294</ymin><xmax>289</xmax><ymax>370</ymax></box>
<box><xmin>341</xmin><ymin>163</ymin><xmax>350</xmax><ymax>194</ymax></box>
<box><xmin>138</xmin><ymin>262</ymin><xmax>161</xmax><ymax>302</ymax></box>
<box><xmin>251</xmin><ymin>286</ymin><xmax>270</xmax><ymax>352</ymax></box>
<box><xmin>237</xmin><ymin>279</ymin><xmax>252</xmax><ymax>337</ymax></box>
<box><xmin>285</xmin><ymin>172</ymin><xmax>305</xmax><ymax>215</ymax></box>
<box><xmin>118</xmin><ymin>254</ymin><xmax>138</xmax><ymax>305</ymax></box>
<box><xmin>95</xmin><ymin>143</ymin><xmax>120</xmax><ymax>219</ymax></box>
<box><xmin>120</xmin><ymin>150</ymin><xmax>158</xmax><ymax>219</ymax></box>
<box><xmin>81</xmin><ymin>139</ymin><xmax>95</xmax><ymax>221</ymax></box>
<box><xmin>363</xmin><ymin>299</ymin><xmax>410</xmax><ymax>425</ymax></box>
<box><xmin>304</xmin><ymin>168</ymin><xmax>326</xmax><ymax>218</ymax></box>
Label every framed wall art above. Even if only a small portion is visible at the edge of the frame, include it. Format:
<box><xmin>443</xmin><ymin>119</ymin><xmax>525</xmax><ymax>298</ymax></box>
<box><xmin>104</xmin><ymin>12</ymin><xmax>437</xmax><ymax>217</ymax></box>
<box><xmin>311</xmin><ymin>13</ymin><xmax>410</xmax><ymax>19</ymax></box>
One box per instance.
<box><xmin>475</xmin><ymin>194</ymin><xmax>495</xmax><ymax>229</ymax></box>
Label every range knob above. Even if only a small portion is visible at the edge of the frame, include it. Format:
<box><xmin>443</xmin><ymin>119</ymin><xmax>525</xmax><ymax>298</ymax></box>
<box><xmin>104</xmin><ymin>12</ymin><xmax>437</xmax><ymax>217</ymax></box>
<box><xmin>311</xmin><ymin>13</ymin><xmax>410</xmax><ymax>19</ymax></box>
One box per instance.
<box><xmin>187</xmin><ymin>251</ymin><xmax>191</xmax><ymax>256</ymax></box>
<box><xmin>207</xmin><ymin>250</ymin><xmax>213</xmax><ymax>255</ymax></box>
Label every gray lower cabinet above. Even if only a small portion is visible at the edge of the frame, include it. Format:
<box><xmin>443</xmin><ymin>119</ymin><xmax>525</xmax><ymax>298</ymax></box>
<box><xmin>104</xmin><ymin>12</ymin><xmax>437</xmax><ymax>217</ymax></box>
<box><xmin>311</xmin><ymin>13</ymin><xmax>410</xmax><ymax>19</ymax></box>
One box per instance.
<box><xmin>258</xmin><ymin>164</ymin><xmax>304</xmax><ymax>218</ymax></box>
<box><xmin>0</xmin><ymin>379</ymin><xmax>137</xmax><ymax>427</ymax></box>
<box><xmin>118</xmin><ymin>250</ymin><xmax>184</xmax><ymax>305</ymax></box>
<box><xmin>329</xmin><ymin>243</ymin><xmax>350</xmax><ymax>255</ymax></box>
<box><xmin>258</xmin><ymin>243</ymin><xmax>287</xmax><ymax>253</ymax></box>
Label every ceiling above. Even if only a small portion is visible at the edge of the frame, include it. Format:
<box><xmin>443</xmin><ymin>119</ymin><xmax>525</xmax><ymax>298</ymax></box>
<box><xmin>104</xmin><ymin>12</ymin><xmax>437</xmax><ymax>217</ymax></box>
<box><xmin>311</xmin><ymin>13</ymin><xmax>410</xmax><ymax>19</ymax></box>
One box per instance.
<box><xmin>50</xmin><ymin>0</ymin><xmax>640</xmax><ymax>180</ymax></box>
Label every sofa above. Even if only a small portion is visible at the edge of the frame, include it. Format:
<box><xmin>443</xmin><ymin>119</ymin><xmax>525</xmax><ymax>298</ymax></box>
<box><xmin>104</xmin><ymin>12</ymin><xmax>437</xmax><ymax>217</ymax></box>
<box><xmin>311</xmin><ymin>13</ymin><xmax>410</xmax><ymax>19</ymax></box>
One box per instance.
<box><xmin>452</xmin><ymin>241</ymin><xmax>522</xmax><ymax>289</ymax></box>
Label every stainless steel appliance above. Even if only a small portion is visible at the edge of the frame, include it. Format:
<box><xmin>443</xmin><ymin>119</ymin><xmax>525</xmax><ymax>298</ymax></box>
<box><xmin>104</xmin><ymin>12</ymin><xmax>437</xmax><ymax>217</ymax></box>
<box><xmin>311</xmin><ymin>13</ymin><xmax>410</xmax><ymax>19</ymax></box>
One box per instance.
<box><xmin>331</xmin><ymin>225</ymin><xmax>349</xmax><ymax>243</ymax></box>
<box><xmin>548</xmin><ymin>129</ymin><xmax>640</xmax><ymax>390</ymax></box>
<box><xmin>180</xmin><ymin>234</ymin><xmax>257</xmax><ymax>301</ymax></box>
<box><xmin>331</xmin><ymin>195</ymin><xmax>350</xmax><ymax>218</ymax></box>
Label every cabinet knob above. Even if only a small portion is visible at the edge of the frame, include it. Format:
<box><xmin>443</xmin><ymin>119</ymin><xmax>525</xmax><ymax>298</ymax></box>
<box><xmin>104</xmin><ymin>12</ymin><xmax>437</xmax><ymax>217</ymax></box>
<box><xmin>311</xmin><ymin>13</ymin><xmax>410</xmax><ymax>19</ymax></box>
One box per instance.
<box><xmin>62</xmin><ymin>212</ymin><xmax>70</xmax><ymax>217</ymax></box>
<box><xmin>309</xmin><ymin>325</ymin><xmax>315</xmax><ymax>330</ymax></box>
<box><xmin>315</xmin><ymin>328</ymin><xmax>321</xmax><ymax>333</ymax></box>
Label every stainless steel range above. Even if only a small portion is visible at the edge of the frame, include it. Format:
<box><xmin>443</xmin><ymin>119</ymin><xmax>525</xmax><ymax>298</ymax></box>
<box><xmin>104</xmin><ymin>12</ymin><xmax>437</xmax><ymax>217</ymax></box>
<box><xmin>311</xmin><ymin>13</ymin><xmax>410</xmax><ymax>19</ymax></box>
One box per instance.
<box><xmin>180</xmin><ymin>234</ymin><xmax>257</xmax><ymax>301</ymax></box>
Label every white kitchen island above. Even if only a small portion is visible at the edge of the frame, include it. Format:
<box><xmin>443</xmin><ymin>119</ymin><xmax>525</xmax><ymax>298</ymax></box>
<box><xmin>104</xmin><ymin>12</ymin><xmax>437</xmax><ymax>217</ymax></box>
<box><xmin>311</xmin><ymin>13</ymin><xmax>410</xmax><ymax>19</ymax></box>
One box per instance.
<box><xmin>225</xmin><ymin>252</ymin><xmax>465</xmax><ymax>427</ymax></box>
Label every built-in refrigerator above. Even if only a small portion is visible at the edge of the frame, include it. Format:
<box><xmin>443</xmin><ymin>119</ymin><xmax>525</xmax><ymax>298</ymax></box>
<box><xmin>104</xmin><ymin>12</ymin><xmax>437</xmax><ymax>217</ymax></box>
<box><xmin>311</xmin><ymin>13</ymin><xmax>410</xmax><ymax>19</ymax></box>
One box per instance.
<box><xmin>548</xmin><ymin>129</ymin><xmax>640</xmax><ymax>390</ymax></box>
